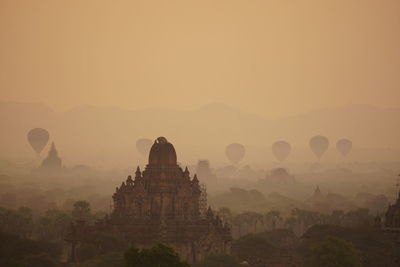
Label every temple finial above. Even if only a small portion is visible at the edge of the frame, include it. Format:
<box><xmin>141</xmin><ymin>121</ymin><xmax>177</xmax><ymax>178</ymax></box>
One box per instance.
<box><xmin>183</xmin><ymin>166</ymin><xmax>190</xmax><ymax>179</ymax></box>
<box><xmin>135</xmin><ymin>166</ymin><xmax>142</xmax><ymax>179</ymax></box>
<box><xmin>126</xmin><ymin>175</ymin><xmax>133</xmax><ymax>185</ymax></box>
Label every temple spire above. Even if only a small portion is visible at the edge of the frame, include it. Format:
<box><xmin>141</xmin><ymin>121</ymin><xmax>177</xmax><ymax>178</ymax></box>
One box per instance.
<box><xmin>184</xmin><ymin>166</ymin><xmax>189</xmax><ymax>174</ymax></box>
<box><xmin>48</xmin><ymin>142</ymin><xmax>58</xmax><ymax>157</ymax></box>
<box><xmin>192</xmin><ymin>174</ymin><xmax>199</xmax><ymax>183</ymax></box>
<box><xmin>314</xmin><ymin>185</ymin><xmax>322</xmax><ymax>198</ymax></box>
<box><xmin>184</xmin><ymin>166</ymin><xmax>190</xmax><ymax>180</ymax></box>
<box><xmin>40</xmin><ymin>141</ymin><xmax>62</xmax><ymax>170</ymax></box>
<box><xmin>135</xmin><ymin>166</ymin><xmax>142</xmax><ymax>179</ymax></box>
<box><xmin>126</xmin><ymin>175</ymin><xmax>133</xmax><ymax>186</ymax></box>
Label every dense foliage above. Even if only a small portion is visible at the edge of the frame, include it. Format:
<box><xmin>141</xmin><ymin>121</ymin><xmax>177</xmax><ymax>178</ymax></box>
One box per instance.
<box><xmin>300</xmin><ymin>225</ymin><xmax>400</xmax><ymax>267</ymax></box>
<box><xmin>124</xmin><ymin>244</ymin><xmax>190</xmax><ymax>267</ymax></box>
<box><xmin>193</xmin><ymin>254</ymin><xmax>241</xmax><ymax>267</ymax></box>
<box><xmin>0</xmin><ymin>231</ymin><xmax>62</xmax><ymax>267</ymax></box>
<box><xmin>311</xmin><ymin>236</ymin><xmax>363</xmax><ymax>267</ymax></box>
<box><xmin>0</xmin><ymin>197</ymin><xmax>398</xmax><ymax>267</ymax></box>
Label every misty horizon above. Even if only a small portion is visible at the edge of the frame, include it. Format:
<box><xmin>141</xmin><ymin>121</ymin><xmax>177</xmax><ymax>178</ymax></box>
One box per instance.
<box><xmin>1</xmin><ymin>1</ymin><xmax>400</xmax><ymax>266</ymax></box>
<box><xmin>3</xmin><ymin>98</ymin><xmax>400</xmax><ymax>119</ymax></box>
<box><xmin>1</xmin><ymin>99</ymin><xmax>400</xmax><ymax>170</ymax></box>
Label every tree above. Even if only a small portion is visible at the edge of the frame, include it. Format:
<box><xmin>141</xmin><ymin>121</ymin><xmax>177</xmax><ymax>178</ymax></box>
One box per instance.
<box><xmin>20</xmin><ymin>253</ymin><xmax>58</xmax><ymax>267</ymax></box>
<box><xmin>232</xmin><ymin>234</ymin><xmax>275</xmax><ymax>265</ymax></box>
<box><xmin>290</xmin><ymin>208</ymin><xmax>330</xmax><ymax>235</ymax></box>
<box><xmin>284</xmin><ymin>217</ymin><xmax>297</xmax><ymax>230</ymax></box>
<box><xmin>330</xmin><ymin>210</ymin><xmax>345</xmax><ymax>225</ymax></box>
<box><xmin>265</xmin><ymin>210</ymin><xmax>281</xmax><ymax>230</ymax></box>
<box><xmin>72</xmin><ymin>201</ymin><xmax>91</xmax><ymax>219</ymax></box>
<box><xmin>193</xmin><ymin>254</ymin><xmax>241</xmax><ymax>267</ymax></box>
<box><xmin>76</xmin><ymin>243</ymin><xmax>100</xmax><ymax>262</ymax></box>
<box><xmin>124</xmin><ymin>243</ymin><xmax>190</xmax><ymax>267</ymax></box>
<box><xmin>76</xmin><ymin>252</ymin><xmax>124</xmax><ymax>267</ymax></box>
<box><xmin>343</xmin><ymin>209</ymin><xmax>371</xmax><ymax>227</ymax></box>
<box><xmin>81</xmin><ymin>232</ymin><xmax>128</xmax><ymax>254</ymax></box>
<box><xmin>0</xmin><ymin>231</ymin><xmax>62</xmax><ymax>266</ymax></box>
<box><xmin>0</xmin><ymin>207</ymin><xmax>34</xmax><ymax>238</ymax></box>
<box><xmin>311</xmin><ymin>236</ymin><xmax>363</xmax><ymax>267</ymax></box>
<box><xmin>301</xmin><ymin>224</ymin><xmax>399</xmax><ymax>267</ymax></box>
<box><xmin>236</xmin><ymin>212</ymin><xmax>263</xmax><ymax>234</ymax></box>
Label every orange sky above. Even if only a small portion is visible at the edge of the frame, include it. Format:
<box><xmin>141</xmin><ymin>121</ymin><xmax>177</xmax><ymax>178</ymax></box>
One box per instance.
<box><xmin>1</xmin><ymin>0</ymin><xmax>399</xmax><ymax>119</ymax></box>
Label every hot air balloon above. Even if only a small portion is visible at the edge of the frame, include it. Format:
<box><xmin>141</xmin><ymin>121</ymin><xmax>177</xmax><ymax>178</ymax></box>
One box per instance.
<box><xmin>272</xmin><ymin>141</ymin><xmax>291</xmax><ymax>162</ymax></box>
<box><xmin>336</xmin><ymin>139</ymin><xmax>352</xmax><ymax>157</ymax></box>
<box><xmin>309</xmin><ymin>135</ymin><xmax>329</xmax><ymax>159</ymax></box>
<box><xmin>27</xmin><ymin>128</ymin><xmax>50</xmax><ymax>154</ymax></box>
<box><xmin>225</xmin><ymin>143</ymin><xmax>245</xmax><ymax>165</ymax></box>
<box><xmin>136</xmin><ymin>138</ymin><xmax>153</xmax><ymax>157</ymax></box>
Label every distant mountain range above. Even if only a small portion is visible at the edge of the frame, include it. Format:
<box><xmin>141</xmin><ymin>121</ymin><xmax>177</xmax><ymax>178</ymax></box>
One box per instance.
<box><xmin>1</xmin><ymin>101</ymin><xmax>399</xmax><ymax>167</ymax></box>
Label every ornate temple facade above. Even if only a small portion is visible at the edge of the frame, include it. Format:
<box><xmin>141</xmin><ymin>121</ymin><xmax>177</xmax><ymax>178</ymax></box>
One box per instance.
<box><xmin>108</xmin><ymin>137</ymin><xmax>231</xmax><ymax>262</ymax></box>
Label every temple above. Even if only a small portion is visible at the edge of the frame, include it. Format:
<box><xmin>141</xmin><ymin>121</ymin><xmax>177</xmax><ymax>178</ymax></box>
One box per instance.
<box><xmin>40</xmin><ymin>142</ymin><xmax>62</xmax><ymax>170</ymax></box>
<box><xmin>384</xmin><ymin>191</ymin><xmax>400</xmax><ymax>230</ymax></box>
<box><xmin>67</xmin><ymin>137</ymin><xmax>231</xmax><ymax>263</ymax></box>
<box><xmin>312</xmin><ymin>185</ymin><xmax>323</xmax><ymax>200</ymax></box>
<box><xmin>373</xmin><ymin>187</ymin><xmax>400</xmax><ymax>244</ymax></box>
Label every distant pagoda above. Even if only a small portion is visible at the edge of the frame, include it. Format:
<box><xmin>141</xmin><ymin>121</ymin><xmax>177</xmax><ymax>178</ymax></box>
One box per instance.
<box><xmin>312</xmin><ymin>185</ymin><xmax>323</xmax><ymax>200</ymax></box>
<box><xmin>40</xmin><ymin>142</ymin><xmax>62</xmax><ymax>170</ymax></box>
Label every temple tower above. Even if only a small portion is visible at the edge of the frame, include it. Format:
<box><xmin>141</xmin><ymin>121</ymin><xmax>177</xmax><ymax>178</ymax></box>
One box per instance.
<box><xmin>110</xmin><ymin>137</ymin><xmax>231</xmax><ymax>262</ymax></box>
<box><xmin>40</xmin><ymin>142</ymin><xmax>62</xmax><ymax>170</ymax></box>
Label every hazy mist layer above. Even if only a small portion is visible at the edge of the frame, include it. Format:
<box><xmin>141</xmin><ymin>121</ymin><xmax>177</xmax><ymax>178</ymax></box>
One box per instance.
<box><xmin>1</xmin><ymin>101</ymin><xmax>399</xmax><ymax>169</ymax></box>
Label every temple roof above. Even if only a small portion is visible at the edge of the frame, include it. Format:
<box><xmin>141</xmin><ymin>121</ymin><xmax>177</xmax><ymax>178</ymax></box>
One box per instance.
<box><xmin>148</xmin><ymin>137</ymin><xmax>177</xmax><ymax>166</ymax></box>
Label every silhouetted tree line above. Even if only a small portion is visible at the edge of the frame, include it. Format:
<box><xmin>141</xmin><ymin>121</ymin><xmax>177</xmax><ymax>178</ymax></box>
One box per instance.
<box><xmin>218</xmin><ymin>206</ymin><xmax>376</xmax><ymax>238</ymax></box>
<box><xmin>0</xmin><ymin>199</ymin><xmax>397</xmax><ymax>267</ymax></box>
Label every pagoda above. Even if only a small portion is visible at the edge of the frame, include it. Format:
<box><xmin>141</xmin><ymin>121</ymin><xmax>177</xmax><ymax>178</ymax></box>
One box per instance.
<box><xmin>109</xmin><ymin>137</ymin><xmax>231</xmax><ymax>262</ymax></box>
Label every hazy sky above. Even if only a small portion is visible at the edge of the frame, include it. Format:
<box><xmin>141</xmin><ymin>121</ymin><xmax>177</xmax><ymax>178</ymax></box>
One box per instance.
<box><xmin>1</xmin><ymin>0</ymin><xmax>399</xmax><ymax>119</ymax></box>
